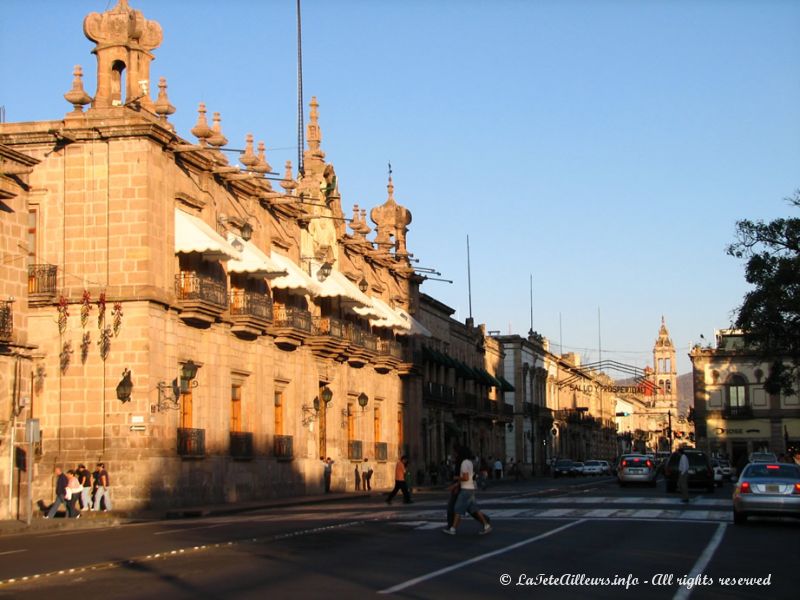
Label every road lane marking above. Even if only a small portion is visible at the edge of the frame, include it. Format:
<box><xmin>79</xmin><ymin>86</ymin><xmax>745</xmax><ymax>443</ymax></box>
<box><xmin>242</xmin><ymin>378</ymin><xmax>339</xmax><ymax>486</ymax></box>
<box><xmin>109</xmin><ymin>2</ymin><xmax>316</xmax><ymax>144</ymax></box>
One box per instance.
<box><xmin>0</xmin><ymin>550</ymin><xmax>27</xmax><ymax>556</ymax></box>
<box><xmin>673</xmin><ymin>522</ymin><xmax>727</xmax><ymax>600</ymax></box>
<box><xmin>378</xmin><ymin>519</ymin><xmax>586</xmax><ymax>594</ymax></box>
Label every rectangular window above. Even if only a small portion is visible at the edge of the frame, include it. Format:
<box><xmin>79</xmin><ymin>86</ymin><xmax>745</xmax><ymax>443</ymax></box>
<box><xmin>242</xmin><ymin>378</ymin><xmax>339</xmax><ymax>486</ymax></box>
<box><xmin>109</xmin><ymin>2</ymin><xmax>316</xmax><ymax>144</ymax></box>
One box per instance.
<box><xmin>274</xmin><ymin>390</ymin><xmax>283</xmax><ymax>436</ymax></box>
<box><xmin>27</xmin><ymin>209</ymin><xmax>37</xmax><ymax>265</ymax></box>
<box><xmin>231</xmin><ymin>384</ymin><xmax>242</xmax><ymax>432</ymax></box>
<box><xmin>730</xmin><ymin>386</ymin><xmax>746</xmax><ymax>408</ymax></box>
<box><xmin>374</xmin><ymin>405</ymin><xmax>381</xmax><ymax>443</ymax></box>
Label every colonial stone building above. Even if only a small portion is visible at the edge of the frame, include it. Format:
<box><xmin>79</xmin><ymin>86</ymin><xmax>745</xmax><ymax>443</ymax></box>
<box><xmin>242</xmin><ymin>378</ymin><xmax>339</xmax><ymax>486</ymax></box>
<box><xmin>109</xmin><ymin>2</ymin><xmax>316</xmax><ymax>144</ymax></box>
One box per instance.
<box><xmin>417</xmin><ymin>294</ymin><xmax>510</xmax><ymax>473</ymax></box>
<box><xmin>690</xmin><ymin>329</ymin><xmax>800</xmax><ymax>466</ymax></box>
<box><xmin>0</xmin><ymin>1</ymin><xmax>429</xmax><ymax>516</ymax></box>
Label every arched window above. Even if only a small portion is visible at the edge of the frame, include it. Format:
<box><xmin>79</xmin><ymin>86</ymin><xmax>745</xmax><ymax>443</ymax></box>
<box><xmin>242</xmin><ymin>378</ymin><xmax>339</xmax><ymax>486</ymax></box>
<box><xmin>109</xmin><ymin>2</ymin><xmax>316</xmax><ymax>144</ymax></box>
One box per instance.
<box><xmin>727</xmin><ymin>375</ymin><xmax>747</xmax><ymax>408</ymax></box>
<box><xmin>658</xmin><ymin>379</ymin><xmax>664</xmax><ymax>395</ymax></box>
<box><xmin>111</xmin><ymin>60</ymin><xmax>127</xmax><ymax>105</ymax></box>
<box><xmin>665</xmin><ymin>380</ymin><xmax>672</xmax><ymax>394</ymax></box>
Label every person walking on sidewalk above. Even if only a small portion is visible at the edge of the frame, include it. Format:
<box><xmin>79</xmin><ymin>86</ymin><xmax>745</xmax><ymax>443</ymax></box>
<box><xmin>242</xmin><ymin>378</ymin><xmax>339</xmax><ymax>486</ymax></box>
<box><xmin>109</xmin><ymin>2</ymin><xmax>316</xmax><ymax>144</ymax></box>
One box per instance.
<box><xmin>322</xmin><ymin>457</ymin><xmax>334</xmax><ymax>493</ymax></box>
<box><xmin>386</xmin><ymin>455</ymin><xmax>412</xmax><ymax>504</ymax></box>
<box><xmin>93</xmin><ymin>462</ymin><xmax>112</xmax><ymax>511</ymax></box>
<box><xmin>77</xmin><ymin>464</ymin><xmax>92</xmax><ymax>511</ymax></box>
<box><xmin>65</xmin><ymin>470</ymin><xmax>82</xmax><ymax>518</ymax></box>
<box><xmin>354</xmin><ymin>464</ymin><xmax>362</xmax><ymax>491</ymax></box>
<box><xmin>362</xmin><ymin>458</ymin><xmax>373</xmax><ymax>491</ymax></box>
<box><xmin>45</xmin><ymin>466</ymin><xmax>71</xmax><ymax>519</ymax></box>
<box><xmin>443</xmin><ymin>446</ymin><xmax>491</xmax><ymax>536</ymax></box>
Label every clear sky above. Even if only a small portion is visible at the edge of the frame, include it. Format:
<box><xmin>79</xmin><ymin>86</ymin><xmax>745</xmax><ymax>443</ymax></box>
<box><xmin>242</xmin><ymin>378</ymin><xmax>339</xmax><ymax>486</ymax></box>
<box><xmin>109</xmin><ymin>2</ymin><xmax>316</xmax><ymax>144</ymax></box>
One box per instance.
<box><xmin>2</xmin><ymin>0</ymin><xmax>798</xmax><ymax>375</ymax></box>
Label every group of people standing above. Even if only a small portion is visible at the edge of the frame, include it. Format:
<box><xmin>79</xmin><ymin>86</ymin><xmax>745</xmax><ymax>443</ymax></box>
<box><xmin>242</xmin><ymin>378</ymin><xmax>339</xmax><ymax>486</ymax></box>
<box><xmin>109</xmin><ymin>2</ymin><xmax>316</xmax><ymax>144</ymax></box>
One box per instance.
<box><xmin>45</xmin><ymin>462</ymin><xmax>111</xmax><ymax>519</ymax></box>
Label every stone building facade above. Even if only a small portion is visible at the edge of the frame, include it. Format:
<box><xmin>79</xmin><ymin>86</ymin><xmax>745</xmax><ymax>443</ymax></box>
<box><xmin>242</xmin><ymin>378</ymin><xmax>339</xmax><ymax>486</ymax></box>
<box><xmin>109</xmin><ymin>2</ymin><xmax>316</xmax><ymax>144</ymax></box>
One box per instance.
<box><xmin>0</xmin><ymin>1</ymin><xmax>429</xmax><ymax>516</ymax></box>
<box><xmin>690</xmin><ymin>329</ymin><xmax>800</xmax><ymax>467</ymax></box>
<box><xmin>416</xmin><ymin>294</ymin><xmax>510</xmax><ymax>474</ymax></box>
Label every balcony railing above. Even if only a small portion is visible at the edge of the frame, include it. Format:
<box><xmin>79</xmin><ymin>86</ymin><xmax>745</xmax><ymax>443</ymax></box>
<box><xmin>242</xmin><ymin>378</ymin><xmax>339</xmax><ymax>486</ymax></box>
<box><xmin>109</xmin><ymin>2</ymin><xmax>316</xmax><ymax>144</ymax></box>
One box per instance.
<box><xmin>272</xmin><ymin>305</ymin><xmax>312</xmax><ymax>332</ymax></box>
<box><xmin>375</xmin><ymin>442</ymin><xmax>388</xmax><ymax>462</ymax></box>
<box><xmin>424</xmin><ymin>382</ymin><xmax>455</xmax><ymax>403</ymax></box>
<box><xmin>175</xmin><ymin>272</ymin><xmax>228</xmax><ymax>308</ymax></box>
<box><xmin>177</xmin><ymin>427</ymin><xmax>205</xmax><ymax>458</ymax></box>
<box><xmin>461</xmin><ymin>393</ymin><xmax>478</xmax><ymax>411</ymax></box>
<box><xmin>230</xmin><ymin>290</ymin><xmax>272</xmax><ymax>320</ymax></box>
<box><xmin>347</xmin><ymin>326</ymin><xmax>377</xmax><ymax>351</ymax></box>
<box><xmin>28</xmin><ymin>264</ymin><xmax>57</xmax><ymax>296</ymax></box>
<box><xmin>377</xmin><ymin>339</ymin><xmax>404</xmax><ymax>360</ymax></box>
<box><xmin>348</xmin><ymin>440</ymin><xmax>363</xmax><ymax>461</ymax></box>
<box><xmin>723</xmin><ymin>405</ymin><xmax>753</xmax><ymax>419</ymax></box>
<box><xmin>0</xmin><ymin>301</ymin><xmax>11</xmax><ymax>341</ymax></box>
<box><xmin>229</xmin><ymin>431</ymin><xmax>254</xmax><ymax>459</ymax></box>
<box><xmin>312</xmin><ymin>316</ymin><xmax>347</xmax><ymax>339</ymax></box>
<box><xmin>274</xmin><ymin>434</ymin><xmax>294</xmax><ymax>460</ymax></box>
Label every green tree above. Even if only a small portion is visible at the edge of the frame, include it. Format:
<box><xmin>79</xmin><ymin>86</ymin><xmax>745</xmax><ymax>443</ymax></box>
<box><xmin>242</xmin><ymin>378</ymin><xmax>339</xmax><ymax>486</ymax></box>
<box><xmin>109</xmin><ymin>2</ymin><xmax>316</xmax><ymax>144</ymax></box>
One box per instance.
<box><xmin>727</xmin><ymin>190</ymin><xmax>800</xmax><ymax>394</ymax></box>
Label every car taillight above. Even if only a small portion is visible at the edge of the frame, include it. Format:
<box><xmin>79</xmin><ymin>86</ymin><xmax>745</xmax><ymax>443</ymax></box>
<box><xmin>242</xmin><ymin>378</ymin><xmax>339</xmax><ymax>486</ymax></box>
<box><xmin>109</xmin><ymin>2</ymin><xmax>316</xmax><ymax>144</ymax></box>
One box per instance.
<box><xmin>621</xmin><ymin>460</ymin><xmax>628</xmax><ymax>467</ymax></box>
<box><xmin>740</xmin><ymin>482</ymin><xmax>751</xmax><ymax>494</ymax></box>
<box><xmin>793</xmin><ymin>483</ymin><xmax>800</xmax><ymax>495</ymax></box>
<box><xmin>646</xmin><ymin>460</ymin><xmax>653</xmax><ymax>468</ymax></box>
<box><xmin>766</xmin><ymin>464</ymin><xmax>780</xmax><ymax>470</ymax></box>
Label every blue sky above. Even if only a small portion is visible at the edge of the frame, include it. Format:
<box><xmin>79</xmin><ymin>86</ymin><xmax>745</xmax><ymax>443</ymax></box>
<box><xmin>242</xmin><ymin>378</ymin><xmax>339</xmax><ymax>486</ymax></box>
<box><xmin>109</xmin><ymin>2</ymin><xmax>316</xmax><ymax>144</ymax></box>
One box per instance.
<box><xmin>2</xmin><ymin>0</ymin><xmax>799</xmax><ymax>374</ymax></box>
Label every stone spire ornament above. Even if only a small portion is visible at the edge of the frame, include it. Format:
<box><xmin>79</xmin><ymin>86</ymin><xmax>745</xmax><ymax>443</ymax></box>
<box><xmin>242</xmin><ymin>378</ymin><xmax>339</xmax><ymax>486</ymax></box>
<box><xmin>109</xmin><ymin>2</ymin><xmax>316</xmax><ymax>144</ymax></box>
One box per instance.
<box><xmin>64</xmin><ymin>65</ymin><xmax>92</xmax><ymax>114</ymax></box>
<box><xmin>190</xmin><ymin>103</ymin><xmax>212</xmax><ymax>145</ymax></box>
<box><xmin>240</xmin><ymin>134</ymin><xmax>258</xmax><ymax>168</ymax></box>
<box><xmin>280</xmin><ymin>160</ymin><xmax>297</xmax><ymax>194</ymax></box>
<box><xmin>153</xmin><ymin>77</ymin><xmax>176</xmax><ymax>128</ymax></box>
<box><xmin>370</xmin><ymin>166</ymin><xmax>412</xmax><ymax>257</ymax></box>
<box><xmin>206</xmin><ymin>112</ymin><xmax>228</xmax><ymax>148</ymax></box>
<box><xmin>253</xmin><ymin>141</ymin><xmax>272</xmax><ymax>175</ymax></box>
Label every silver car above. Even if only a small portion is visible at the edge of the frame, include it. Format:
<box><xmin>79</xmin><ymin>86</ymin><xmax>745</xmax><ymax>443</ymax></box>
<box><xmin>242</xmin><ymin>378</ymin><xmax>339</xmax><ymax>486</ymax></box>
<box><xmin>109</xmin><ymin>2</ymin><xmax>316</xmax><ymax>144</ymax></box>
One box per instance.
<box><xmin>617</xmin><ymin>454</ymin><xmax>657</xmax><ymax>487</ymax></box>
<box><xmin>732</xmin><ymin>462</ymin><xmax>800</xmax><ymax>525</ymax></box>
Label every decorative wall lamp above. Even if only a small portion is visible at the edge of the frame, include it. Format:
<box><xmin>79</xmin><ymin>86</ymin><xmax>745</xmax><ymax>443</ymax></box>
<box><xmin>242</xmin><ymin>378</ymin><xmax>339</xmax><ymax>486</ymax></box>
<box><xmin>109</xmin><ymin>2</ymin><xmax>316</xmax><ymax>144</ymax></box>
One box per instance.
<box><xmin>116</xmin><ymin>368</ymin><xmax>133</xmax><ymax>403</ymax></box>
<box><xmin>316</xmin><ymin>262</ymin><xmax>333</xmax><ymax>282</ymax></box>
<box><xmin>180</xmin><ymin>360</ymin><xmax>200</xmax><ymax>394</ymax></box>
<box><xmin>358</xmin><ymin>392</ymin><xmax>369</xmax><ymax>409</ymax></box>
<box><xmin>240</xmin><ymin>222</ymin><xmax>253</xmax><ymax>241</ymax></box>
<box><xmin>320</xmin><ymin>386</ymin><xmax>333</xmax><ymax>405</ymax></box>
<box><xmin>358</xmin><ymin>278</ymin><xmax>369</xmax><ymax>293</ymax></box>
<box><xmin>156</xmin><ymin>379</ymin><xmax>181</xmax><ymax>411</ymax></box>
<box><xmin>302</xmin><ymin>387</ymin><xmax>332</xmax><ymax>427</ymax></box>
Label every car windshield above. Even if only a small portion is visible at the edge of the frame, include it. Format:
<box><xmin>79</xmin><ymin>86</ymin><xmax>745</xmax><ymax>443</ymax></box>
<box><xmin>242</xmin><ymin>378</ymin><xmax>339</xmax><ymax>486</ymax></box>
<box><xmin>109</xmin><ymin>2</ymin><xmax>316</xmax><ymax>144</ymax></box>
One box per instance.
<box><xmin>744</xmin><ymin>464</ymin><xmax>800</xmax><ymax>479</ymax></box>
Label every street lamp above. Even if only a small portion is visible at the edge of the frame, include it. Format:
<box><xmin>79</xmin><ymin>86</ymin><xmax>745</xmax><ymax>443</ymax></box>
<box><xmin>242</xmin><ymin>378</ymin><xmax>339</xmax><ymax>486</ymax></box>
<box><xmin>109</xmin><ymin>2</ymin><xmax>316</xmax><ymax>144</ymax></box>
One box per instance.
<box><xmin>320</xmin><ymin>386</ymin><xmax>333</xmax><ymax>404</ymax></box>
<box><xmin>358</xmin><ymin>278</ymin><xmax>368</xmax><ymax>293</ymax></box>
<box><xmin>358</xmin><ymin>392</ymin><xmax>369</xmax><ymax>408</ymax></box>
<box><xmin>317</xmin><ymin>262</ymin><xmax>333</xmax><ymax>282</ymax></box>
<box><xmin>180</xmin><ymin>360</ymin><xmax>199</xmax><ymax>394</ymax></box>
<box><xmin>115</xmin><ymin>368</ymin><xmax>133</xmax><ymax>403</ymax></box>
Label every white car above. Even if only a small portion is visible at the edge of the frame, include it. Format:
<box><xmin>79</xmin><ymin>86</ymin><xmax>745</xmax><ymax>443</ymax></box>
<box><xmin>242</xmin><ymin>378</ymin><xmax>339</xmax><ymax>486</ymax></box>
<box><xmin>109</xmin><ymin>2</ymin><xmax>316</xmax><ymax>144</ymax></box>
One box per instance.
<box><xmin>582</xmin><ymin>460</ymin><xmax>604</xmax><ymax>476</ymax></box>
<box><xmin>710</xmin><ymin>459</ymin><xmax>724</xmax><ymax>487</ymax></box>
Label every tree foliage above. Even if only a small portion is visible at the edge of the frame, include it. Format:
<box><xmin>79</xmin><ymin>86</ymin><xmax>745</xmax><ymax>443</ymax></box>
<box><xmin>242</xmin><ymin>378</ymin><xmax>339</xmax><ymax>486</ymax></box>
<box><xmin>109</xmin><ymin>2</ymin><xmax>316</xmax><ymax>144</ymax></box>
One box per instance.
<box><xmin>727</xmin><ymin>190</ymin><xmax>800</xmax><ymax>394</ymax></box>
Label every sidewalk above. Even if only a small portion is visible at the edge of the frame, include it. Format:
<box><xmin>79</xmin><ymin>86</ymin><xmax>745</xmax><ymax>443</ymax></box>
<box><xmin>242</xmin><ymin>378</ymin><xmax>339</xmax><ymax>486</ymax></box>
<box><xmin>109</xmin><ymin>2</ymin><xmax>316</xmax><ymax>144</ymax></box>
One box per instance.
<box><xmin>0</xmin><ymin>490</ymin><xmax>377</xmax><ymax>537</ymax></box>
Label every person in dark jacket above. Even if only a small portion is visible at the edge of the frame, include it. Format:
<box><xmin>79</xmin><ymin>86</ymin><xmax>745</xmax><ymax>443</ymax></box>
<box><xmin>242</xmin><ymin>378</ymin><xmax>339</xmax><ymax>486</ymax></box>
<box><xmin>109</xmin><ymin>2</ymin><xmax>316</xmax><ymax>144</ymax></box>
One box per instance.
<box><xmin>45</xmin><ymin>466</ymin><xmax>74</xmax><ymax>518</ymax></box>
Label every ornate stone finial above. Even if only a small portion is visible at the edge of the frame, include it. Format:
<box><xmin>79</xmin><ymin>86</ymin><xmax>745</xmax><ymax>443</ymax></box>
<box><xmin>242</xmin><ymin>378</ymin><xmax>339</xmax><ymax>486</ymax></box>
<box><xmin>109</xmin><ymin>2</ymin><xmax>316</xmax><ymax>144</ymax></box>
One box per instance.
<box><xmin>83</xmin><ymin>0</ymin><xmax>162</xmax><ymax>109</ymax></box>
<box><xmin>280</xmin><ymin>160</ymin><xmax>297</xmax><ymax>193</ymax></box>
<box><xmin>207</xmin><ymin>112</ymin><xmax>228</xmax><ymax>148</ymax></box>
<box><xmin>350</xmin><ymin>204</ymin><xmax>364</xmax><ymax>239</ymax></box>
<box><xmin>153</xmin><ymin>77</ymin><xmax>176</xmax><ymax>125</ymax></box>
<box><xmin>240</xmin><ymin>133</ymin><xmax>258</xmax><ymax>168</ymax></box>
<box><xmin>252</xmin><ymin>141</ymin><xmax>272</xmax><ymax>174</ymax></box>
<box><xmin>191</xmin><ymin>103</ymin><xmax>212</xmax><ymax>145</ymax></box>
<box><xmin>306</xmin><ymin>96</ymin><xmax>324</xmax><ymax>159</ymax></box>
<box><xmin>64</xmin><ymin>65</ymin><xmax>92</xmax><ymax>113</ymax></box>
<box><xmin>370</xmin><ymin>168</ymin><xmax>413</xmax><ymax>257</ymax></box>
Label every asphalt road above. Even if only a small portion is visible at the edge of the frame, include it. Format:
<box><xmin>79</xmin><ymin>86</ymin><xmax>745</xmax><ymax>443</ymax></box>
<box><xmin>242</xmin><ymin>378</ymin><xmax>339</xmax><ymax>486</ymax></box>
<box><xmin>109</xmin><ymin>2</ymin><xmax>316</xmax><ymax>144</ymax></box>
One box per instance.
<box><xmin>0</xmin><ymin>476</ymin><xmax>797</xmax><ymax>599</ymax></box>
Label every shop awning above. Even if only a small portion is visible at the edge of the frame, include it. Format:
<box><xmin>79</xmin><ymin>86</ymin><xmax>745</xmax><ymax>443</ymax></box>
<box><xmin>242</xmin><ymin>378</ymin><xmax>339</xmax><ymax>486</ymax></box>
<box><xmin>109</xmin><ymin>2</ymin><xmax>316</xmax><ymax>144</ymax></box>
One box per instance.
<box><xmin>269</xmin><ymin>251</ymin><xmax>320</xmax><ymax>294</ymax></box>
<box><xmin>225</xmin><ymin>234</ymin><xmax>287</xmax><ymax>278</ymax></box>
<box><xmin>393</xmin><ymin>307</ymin><xmax>432</xmax><ymax>337</ymax></box>
<box><xmin>174</xmin><ymin>209</ymin><xmax>241</xmax><ymax>262</ymax></box>
<box><xmin>496</xmin><ymin>375</ymin><xmax>515</xmax><ymax>392</ymax></box>
<box><xmin>316</xmin><ymin>268</ymin><xmax>376</xmax><ymax>310</ymax></box>
<box><xmin>367</xmin><ymin>296</ymin><xmax>408</xmax><ymax>330</ymax></box>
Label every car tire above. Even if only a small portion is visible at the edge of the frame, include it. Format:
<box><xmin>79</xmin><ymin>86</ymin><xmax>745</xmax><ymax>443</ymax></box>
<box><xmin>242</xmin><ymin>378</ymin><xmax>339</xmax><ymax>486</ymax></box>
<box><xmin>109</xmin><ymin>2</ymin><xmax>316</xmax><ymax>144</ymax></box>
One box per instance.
<box><xmin>706</xmin><ymin>485</ymin><xmax>715</xmax><ymax>494</ymax></box>
<box><xmin>733</xmin><ymin>510</ymin><xmax>747</xmax><ymax>525</ymax></box>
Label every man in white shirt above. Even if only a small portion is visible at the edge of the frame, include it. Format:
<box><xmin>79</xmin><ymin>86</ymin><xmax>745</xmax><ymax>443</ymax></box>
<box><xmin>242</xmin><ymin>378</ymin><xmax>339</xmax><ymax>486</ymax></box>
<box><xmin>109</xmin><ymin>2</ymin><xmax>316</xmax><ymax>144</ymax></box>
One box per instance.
<box><xmin>442</xmin><ymin>446</ymin><xmax>491</xmax><ymax>536</ymax></box>
<box><xmin>678</xmin><ymin>448</ymin><xmax>690</xmax><ymax>503</ymax></box>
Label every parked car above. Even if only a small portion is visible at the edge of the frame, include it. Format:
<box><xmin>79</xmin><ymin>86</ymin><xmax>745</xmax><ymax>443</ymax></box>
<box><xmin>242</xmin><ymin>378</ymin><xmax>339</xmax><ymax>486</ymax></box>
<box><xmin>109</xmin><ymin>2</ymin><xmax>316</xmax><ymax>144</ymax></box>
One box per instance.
<box><xmin>749</xmin><ymin>452</ymin><xmax>778</xmax><ymax>464</ymax></box>
<box><xmin>598</xmin><ymin>460</ymin><xmax>612</xmax><ymax>475</ymax></box>
<box><xmin>617</xmin><ymin>454</ymin><xmax>657</xmax><ymax>487</ymax></box>
<box><xmin>664</xmin><ymin>449</ymin><xmax>714</xmax><ymax>493</ymax></box>
<box><xmin>710</xmin><ymin>460</ymin><xmax>724</xmax><ymax>487</ymax></box>
<box><xmin>570</xmin><ymin>462</ymin><xmax>585</xmax><ymax>476</ymax></box>
<box><xmin>718</xmin><ymin>459</ymin><xmax>736</xmax><ymax>480</ymax></box>
<box><xmin>733</xmin><ymin>462</ymin><xmax>800</xmax><ymax>525</ymax></box>
<box><xmin>583</xmin><ymin>460</ymin><xmax>604</xmax><ymax>476</ymax></box>
<box><xmin>553</xmin><ymin>459</ymin><xmax>574</xmax><ymax>478</ymax></box>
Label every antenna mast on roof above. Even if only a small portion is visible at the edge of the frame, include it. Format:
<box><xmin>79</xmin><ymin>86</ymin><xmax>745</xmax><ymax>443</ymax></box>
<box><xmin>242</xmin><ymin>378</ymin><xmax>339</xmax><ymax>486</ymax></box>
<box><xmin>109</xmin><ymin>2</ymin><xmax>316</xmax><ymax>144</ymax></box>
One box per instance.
<box><xmin>466</xmin><ymin>235</ymin><xmax>473</xmax><ymax>320</ymax></box>
<box><xmin>296</xmin><ymin>0</ymin><xmax>305</xmax><ymax>176</ymax></box>
<box><xmin>528</xmin><ymin>274</ymin><xmax>534</xmax><ymax>336</ymax></box>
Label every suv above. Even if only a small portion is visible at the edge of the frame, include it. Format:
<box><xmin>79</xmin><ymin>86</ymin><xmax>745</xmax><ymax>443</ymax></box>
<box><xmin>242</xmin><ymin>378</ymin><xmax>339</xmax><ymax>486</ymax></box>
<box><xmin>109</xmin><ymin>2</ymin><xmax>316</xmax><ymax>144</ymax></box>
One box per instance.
<box><xmin>664</xmin><ymin>449</ymin><xmax>714</xmax><ymax>493</ymax></box>
<box><xmin>749</xmin><ymin>452</ymin><xmax>778</xmax><ymax>464</ymax></box>
<box><xmin>552</xmin><ymin>459</ymin><xmax>574</xmax><ymax>478</ymax></box>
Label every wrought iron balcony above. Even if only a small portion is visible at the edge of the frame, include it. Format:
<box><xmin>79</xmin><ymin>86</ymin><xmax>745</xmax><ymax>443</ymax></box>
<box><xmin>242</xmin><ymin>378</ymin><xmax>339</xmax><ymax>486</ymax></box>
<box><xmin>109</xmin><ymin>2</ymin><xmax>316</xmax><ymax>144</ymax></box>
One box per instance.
<box><xmin>175</xmin><ymin>272</ymin><xmax>228</xmax><ymax>325</ymax></box>
<box><xmin>27</xmin><ymin>264</ymin><xmax>57</xmax><ymax>297</ymax></box>
<box><xmin>460</xmin><ymin>393</ymin><xmax>478</xmax><ymax>412</ymax></box>
<box><xmin>424</xmin><ymin>382</ymin><xmax>455</xmax><ymax>403</ymax></box>
<box><xmin>375</xmin><ymin>442</ymin><xmax>388</xmax><ymax>462</ymax></box>
<box><xmin>229</xmin><ymin>431</ymin><xmax>254</xmax><ymax>459</ymax></box>
<box><xmin>377</xmin><ymin>339</ymin><xmax>404</xmax><ymax>360</ymax></box>
<box><xmin>274</xmin><ymin>434</ymin><xmax>294</xmax><ymax>460</ymax></box>
<box><xmin>0</xmin><ymin>301</ymin><xmax>12</xmax><ymax>342</ymax></box>
<box><xmin>348</xmin><ymin>440</ymin><xmax>363</xmax><ymax>461</ymax></box>
<box><xmin>723</xmin><ymin>405</ymin><xmax>753</xmax><ymax>419</ymax></box>
<box><xmin>312</xmin><ymin>316</ymin><xmax>347</xmax><ymax>339</ymax></box>
<box><xmin>177</xmin><ymin>427</ymin><xmax>205</xmax><ymax>458</ymax></box>
<box><xmin>272</xmin><ymin>305</ymin><xmax>312</xmax><ymax>332</ymax></box>
<box><xmin>230</xmin><ymin>290</ymin><xmax>272</xmax><ymax>320</ymax></box>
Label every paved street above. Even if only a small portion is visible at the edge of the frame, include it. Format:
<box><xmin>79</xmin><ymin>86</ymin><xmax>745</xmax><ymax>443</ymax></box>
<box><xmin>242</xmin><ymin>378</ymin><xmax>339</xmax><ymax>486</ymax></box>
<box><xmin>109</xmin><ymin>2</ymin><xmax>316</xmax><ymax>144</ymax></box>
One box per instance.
<box><xmin>0</xmin><ymin>476</ymin><xmax>796</xmax><ymax>599</ymax></box>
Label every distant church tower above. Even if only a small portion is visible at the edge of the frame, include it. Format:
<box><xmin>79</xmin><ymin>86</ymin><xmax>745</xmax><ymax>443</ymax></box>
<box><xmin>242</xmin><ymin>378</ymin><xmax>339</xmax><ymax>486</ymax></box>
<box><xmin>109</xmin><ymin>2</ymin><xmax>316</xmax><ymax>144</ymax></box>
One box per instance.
<box><xmin>653</xmin><ymin>317</ymin><xmax>677</xmax><ymax>410</ymax></box>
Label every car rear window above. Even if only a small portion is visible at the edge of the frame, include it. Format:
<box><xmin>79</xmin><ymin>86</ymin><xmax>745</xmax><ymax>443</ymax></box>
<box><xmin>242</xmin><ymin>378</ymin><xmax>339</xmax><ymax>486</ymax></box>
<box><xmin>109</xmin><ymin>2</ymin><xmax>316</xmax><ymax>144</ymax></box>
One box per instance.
<box><xmin>585</xmin><ymin>461</ymin><xmax>601</xmax><ymax>466</ymax></box>
<box><xmin>556</xmin><ymin>460</ymin><xmax>572</xmax><ymax>467</ymax></box>
<box><xmin>744</xmin><ymin>464</ymin><xmax>800</xmax><ymax>478</ymax></box>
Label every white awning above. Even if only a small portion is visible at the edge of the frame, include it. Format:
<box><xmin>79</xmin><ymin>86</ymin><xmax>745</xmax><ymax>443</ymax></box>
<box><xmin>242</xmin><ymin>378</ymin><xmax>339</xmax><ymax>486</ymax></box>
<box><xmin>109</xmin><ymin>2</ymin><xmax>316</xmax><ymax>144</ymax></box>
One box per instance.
<box><xmin>226</xmin><ymin>234</ymin><xmax>287</xmax><ymax>278</ymax></box>
<box><xmin>174</xmin><ymin>209</ymin><xmax>241</xmax><ymax>262</ymax></box>
<box><xmin>270</xmin><ymin>251</ymin><xmax>320</xmax><ymax>294</ymax></box>
<box><xmin>393</xmin><ymin>307</ymin><xmax>432</xmax><ymax>337</ymax></box>
<box><xmin>367</xmin><ymin>296</ymin><xmax>408</xmax><ymax>330</ymax></box>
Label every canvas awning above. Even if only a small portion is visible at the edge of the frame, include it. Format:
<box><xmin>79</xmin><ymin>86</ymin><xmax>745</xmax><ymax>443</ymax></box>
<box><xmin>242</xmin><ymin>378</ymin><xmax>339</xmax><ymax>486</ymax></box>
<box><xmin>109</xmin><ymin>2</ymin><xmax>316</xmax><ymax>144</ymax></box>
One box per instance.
<box><xmin>269</xmin><ymin>251</ymin><xmax>320</xmax><ymax>294</ymax></box>
<box><xmin>225</xmin><ymin>234</ymin><xmax>287</xmax><ymax>278</ymax></box>
<box><xmin>496</xmin><ymin>375</ymin><xmax>516</xmax><ymax>392</ymax></box>
<box><xmin>393</xmin><ymin>307</ymin><xmax>432</xmax><ymax>337</ymax></box>
<box><xmin>366</xmin><ymin>296</ymin><xmax>408</xmax><ymax>330</ymax></box>
<box><xmin>174</xmin><ymin>208</ymin><xmax>241</xmax><ymax>262</ymax></box>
